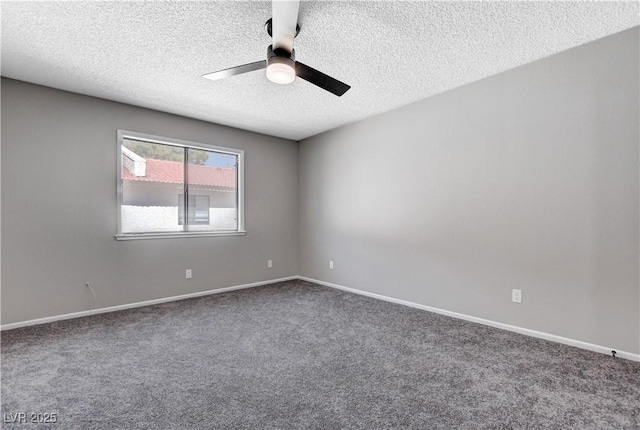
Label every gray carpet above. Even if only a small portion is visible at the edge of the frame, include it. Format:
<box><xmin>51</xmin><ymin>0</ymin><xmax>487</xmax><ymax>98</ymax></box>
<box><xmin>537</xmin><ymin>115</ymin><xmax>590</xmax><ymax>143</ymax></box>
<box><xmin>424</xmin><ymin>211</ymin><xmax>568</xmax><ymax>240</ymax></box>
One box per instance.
<box><xmin>1</xmin><ymin>280</ymin><xmax>639</xmax><ymax>429</ymax></box>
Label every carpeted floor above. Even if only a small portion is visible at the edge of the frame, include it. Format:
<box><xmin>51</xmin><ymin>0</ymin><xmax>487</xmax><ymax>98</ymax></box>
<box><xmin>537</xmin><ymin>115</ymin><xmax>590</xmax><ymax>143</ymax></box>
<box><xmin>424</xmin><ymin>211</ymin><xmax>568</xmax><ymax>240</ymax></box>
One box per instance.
<box><xmin>1</xmin><ymin>280</ymin><xmax>639</xmax><ymax>429</ymax></box>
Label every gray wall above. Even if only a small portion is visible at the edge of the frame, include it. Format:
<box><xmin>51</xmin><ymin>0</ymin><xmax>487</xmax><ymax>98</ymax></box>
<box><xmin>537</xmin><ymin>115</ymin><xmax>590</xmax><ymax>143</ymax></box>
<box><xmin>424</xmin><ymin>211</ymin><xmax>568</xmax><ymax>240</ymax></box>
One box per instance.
<box><xmin>299</xmin><ymin>28</ymin><xmax>640</xmax><ymax>354</ymax></box>
<box><xmin>1</xmin><ymin>78</ymin><xmax>299</xmax><ymax>324</ymax></box>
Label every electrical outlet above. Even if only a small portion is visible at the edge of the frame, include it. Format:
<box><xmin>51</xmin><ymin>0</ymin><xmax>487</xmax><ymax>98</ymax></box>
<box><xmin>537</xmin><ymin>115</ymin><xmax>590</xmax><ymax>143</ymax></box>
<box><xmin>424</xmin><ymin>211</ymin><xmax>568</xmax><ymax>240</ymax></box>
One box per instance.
<box><xmin>512</xmin><ymin>289</ymin><xmax>522</xmax><ymax>303</ymax></box>
<box><xmin>185</xmin><ymin>269</ymin><xmax>192</xmax><ymax>279</ymax></box>
<box><xmin>329</xmin><ymin>260</ymin><xmax>334</xmax><ymax>270</ymax></box>
<box><xmin>267</xmin><ymin>260</ymin><xmax>273</xmax><ymax>269</ymax></box>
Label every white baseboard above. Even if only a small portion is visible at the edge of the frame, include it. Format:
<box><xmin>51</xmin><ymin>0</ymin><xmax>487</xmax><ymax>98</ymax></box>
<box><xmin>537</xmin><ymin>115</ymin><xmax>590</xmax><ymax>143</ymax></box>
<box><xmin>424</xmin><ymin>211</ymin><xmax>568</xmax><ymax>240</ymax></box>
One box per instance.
<box><xmin>0</xmin><ymin>276</ymin><xmax>298</xmax><ymax>331</ymax></box>
<box><xmin>299</xmin><ymin>276</ymin><xmax>640</xmax><ymax>363</ymax></box>
<box><xmin>3</xmin><ymin>274</ymin><xmax>638</xmax><ymax>363</ymax></box>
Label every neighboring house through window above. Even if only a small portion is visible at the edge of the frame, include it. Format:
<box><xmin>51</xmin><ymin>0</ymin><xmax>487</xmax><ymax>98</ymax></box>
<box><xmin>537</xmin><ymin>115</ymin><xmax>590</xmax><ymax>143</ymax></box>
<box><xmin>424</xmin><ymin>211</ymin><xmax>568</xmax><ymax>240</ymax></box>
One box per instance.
<box><xmin>116</xmin><ymin>130</ymin><xmax>244</xmax><ymax>239</ymax></box>
<box><xmin>178</xmin><ymin>194</ymin><xmax>210</xmax><ymax>225</ymax></box>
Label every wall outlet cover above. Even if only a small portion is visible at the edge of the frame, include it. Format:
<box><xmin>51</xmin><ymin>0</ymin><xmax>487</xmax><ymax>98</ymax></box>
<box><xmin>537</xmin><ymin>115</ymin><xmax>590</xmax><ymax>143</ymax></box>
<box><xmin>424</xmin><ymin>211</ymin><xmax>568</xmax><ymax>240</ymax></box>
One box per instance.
<box><xmin>512</xmin><ymin>289</ymin><xmax>522</xmax><ymax>303</ymax></box>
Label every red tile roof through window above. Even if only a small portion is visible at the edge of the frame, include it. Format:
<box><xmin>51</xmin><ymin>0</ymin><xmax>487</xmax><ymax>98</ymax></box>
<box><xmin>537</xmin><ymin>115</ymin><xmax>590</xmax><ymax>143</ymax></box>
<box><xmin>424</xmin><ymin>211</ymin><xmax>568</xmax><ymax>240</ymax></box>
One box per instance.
<box><xmin>122</xmin><ymin>159</ymin><xmax>236</xmax><ymax>188</ymax></box>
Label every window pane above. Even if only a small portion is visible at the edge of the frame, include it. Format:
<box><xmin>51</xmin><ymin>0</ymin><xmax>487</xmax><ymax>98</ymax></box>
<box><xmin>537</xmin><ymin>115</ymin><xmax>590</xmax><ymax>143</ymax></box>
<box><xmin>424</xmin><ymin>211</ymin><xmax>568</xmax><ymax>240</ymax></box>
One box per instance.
<box><xmin>121</xmin><ymin>139</ymin><xmax>184</xmax><ymax>233</ymax></box>
<box><xmin>178</xmin><ymin>194</ymin><xmax>210</xmax><ymax>225</ymax></box>
<box><xmin>186</xmin><ymin>148</ymin><xmax>238</xmax><ymax>231</ymax></box>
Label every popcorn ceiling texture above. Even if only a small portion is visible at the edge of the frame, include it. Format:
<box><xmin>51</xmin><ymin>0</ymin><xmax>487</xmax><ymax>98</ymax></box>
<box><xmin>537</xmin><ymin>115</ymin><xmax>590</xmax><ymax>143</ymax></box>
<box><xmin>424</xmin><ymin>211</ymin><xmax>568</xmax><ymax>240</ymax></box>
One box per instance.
<box><xmin>1</xmin><ymin>1</ymin><xmax>638</xmax><ymax>140</ymax></box>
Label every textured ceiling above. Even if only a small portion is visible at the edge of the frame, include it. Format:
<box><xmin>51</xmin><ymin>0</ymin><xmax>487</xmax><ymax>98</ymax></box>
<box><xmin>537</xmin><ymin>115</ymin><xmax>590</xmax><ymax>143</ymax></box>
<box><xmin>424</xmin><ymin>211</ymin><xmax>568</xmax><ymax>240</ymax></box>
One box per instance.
<box><xmin>2</xmin><ymin>1</ymin><xmax>638</xmax><ymax>141</ymax></box>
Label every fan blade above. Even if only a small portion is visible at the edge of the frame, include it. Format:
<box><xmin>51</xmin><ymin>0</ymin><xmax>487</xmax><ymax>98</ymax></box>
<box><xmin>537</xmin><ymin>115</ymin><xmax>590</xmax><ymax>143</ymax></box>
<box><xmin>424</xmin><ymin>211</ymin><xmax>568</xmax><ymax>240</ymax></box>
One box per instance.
<box><xmin>272</xmin><ymin>0</ymin><xmax>300</xmax><ymax>53</ymax></box>
<box><xmin>202</xmin><ymin>61</ymin><xmax>265</xmax><ymax>81</ymax></box>
<box><xmin>295</xmin><ymin>62</ymin><xmax>351</xmax><ymax>97</ymax></box>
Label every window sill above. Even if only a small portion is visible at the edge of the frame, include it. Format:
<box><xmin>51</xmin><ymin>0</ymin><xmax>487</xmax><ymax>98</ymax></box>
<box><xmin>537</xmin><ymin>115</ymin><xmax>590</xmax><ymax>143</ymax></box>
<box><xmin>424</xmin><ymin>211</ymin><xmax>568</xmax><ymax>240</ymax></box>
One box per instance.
<box><xmin>115</xmin><ymin>231</ymin><xmax>246</xmax><ymax>241</ymax></box>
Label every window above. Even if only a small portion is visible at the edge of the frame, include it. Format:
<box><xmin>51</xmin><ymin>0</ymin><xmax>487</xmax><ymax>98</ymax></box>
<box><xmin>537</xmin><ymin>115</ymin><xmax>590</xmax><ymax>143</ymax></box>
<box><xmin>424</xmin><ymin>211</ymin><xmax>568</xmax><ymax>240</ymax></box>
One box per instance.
<box><xmin>116</xmin><ymin>130</ymin><xmax>244</xmax><ymax>239</ymax></box>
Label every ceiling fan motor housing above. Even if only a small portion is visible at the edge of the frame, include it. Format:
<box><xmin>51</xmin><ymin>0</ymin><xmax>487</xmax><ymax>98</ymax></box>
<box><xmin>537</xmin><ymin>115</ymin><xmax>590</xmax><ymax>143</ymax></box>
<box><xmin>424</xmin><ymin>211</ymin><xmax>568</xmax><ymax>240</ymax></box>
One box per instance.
<box><xmin>267</xmin><ymin>44</ymin><xmax>295</xmax><ymax>68</ymax></box>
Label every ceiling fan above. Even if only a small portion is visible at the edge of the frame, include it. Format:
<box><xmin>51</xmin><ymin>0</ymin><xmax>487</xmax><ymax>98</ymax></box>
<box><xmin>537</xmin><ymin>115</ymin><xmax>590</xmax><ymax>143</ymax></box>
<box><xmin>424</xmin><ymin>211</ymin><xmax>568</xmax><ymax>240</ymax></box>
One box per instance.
<box><xmin>202</xmin><ymin>0</ymin><xmax>350</xmax><ymax>97</ymax></box>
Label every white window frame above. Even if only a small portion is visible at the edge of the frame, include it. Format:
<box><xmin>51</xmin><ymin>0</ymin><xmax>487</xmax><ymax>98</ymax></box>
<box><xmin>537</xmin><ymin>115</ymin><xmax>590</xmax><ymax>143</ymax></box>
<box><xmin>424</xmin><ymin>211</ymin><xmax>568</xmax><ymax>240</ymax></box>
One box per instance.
<box><xmin>116</xmin><ymin>130</ymin><xmax>245</xmax><ymax>240</ymax></box>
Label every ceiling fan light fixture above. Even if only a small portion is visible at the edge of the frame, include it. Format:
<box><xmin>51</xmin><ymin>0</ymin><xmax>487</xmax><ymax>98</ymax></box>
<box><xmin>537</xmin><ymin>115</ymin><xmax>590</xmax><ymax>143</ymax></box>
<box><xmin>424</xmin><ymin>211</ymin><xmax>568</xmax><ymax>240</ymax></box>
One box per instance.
<box><xmin>267</xmin><ymin>62</ymin><xmax>295</xmax><ymax>84</ymax></box>
<box><xmin>266</xmin><ymin>45</ymin><xmax>295</xmax><ymax>85</ymax></box>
